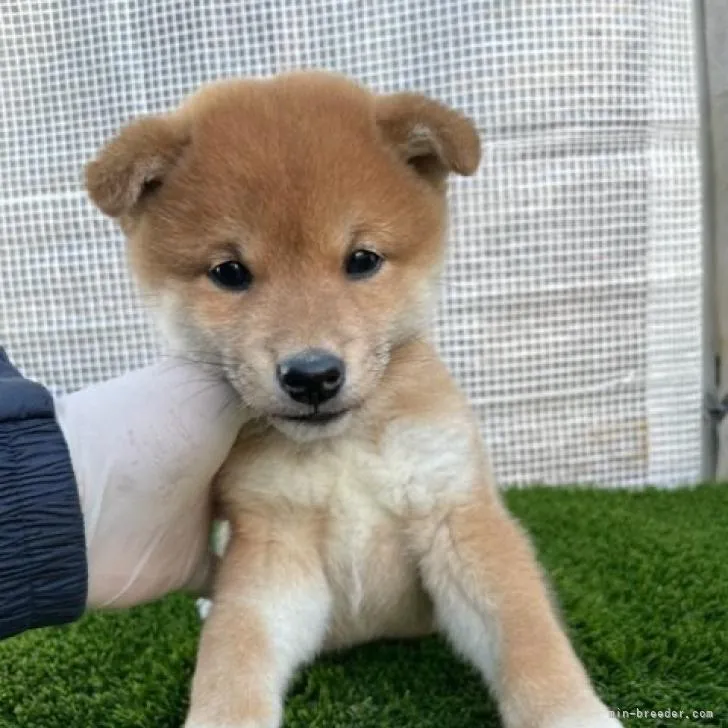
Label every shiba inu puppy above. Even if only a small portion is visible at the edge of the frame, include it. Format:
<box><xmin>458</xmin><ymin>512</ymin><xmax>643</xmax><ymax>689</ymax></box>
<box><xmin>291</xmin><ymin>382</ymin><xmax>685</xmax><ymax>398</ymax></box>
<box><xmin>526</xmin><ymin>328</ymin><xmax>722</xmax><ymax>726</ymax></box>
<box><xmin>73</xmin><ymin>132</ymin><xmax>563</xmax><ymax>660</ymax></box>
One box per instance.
<box><xmin>86</xmin><ymin>70</ymin><xmax>621</xmax><ymax>728</ymax></box>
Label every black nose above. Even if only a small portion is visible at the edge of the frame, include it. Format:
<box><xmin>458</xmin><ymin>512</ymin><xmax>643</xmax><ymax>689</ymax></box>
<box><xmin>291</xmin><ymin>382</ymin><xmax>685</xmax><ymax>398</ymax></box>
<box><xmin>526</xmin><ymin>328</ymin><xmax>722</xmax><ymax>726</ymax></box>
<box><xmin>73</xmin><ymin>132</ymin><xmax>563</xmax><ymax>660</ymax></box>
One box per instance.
<box><xmin>276</xmin><ymin>349</ymin><xmax>345</xmax><ymax>405</ymax></box>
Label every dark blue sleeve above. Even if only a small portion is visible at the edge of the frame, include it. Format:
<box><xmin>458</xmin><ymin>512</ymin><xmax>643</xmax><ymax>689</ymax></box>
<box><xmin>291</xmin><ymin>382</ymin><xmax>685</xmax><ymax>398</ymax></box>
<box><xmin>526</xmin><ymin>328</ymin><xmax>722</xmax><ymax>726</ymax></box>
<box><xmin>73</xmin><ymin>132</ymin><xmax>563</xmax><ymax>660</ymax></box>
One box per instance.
<box><xmin>0</xmin><ymin>348</ymin><xmax>88</xmax><ymax>640</ymax></box>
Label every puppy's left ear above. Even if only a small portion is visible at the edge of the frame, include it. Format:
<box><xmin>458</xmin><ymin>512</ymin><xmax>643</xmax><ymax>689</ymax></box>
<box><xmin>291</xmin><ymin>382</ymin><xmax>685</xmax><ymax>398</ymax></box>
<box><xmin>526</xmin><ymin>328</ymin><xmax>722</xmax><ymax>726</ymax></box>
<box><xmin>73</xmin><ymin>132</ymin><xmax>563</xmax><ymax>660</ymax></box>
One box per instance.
<box><xmin>376</xmin><ymin>93</ymin><xmax>481</xmax><ymax>187</ymax></box>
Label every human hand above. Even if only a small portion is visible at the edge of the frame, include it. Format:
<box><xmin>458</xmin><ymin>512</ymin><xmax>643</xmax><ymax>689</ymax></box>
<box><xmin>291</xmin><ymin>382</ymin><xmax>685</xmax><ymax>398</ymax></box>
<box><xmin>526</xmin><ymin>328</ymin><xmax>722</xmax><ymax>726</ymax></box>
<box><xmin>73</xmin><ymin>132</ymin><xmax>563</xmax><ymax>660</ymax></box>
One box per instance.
<box><xmin>54</xmin><ymin>357</ymin><xmax>247</xmax><ymax>608</ymax></box>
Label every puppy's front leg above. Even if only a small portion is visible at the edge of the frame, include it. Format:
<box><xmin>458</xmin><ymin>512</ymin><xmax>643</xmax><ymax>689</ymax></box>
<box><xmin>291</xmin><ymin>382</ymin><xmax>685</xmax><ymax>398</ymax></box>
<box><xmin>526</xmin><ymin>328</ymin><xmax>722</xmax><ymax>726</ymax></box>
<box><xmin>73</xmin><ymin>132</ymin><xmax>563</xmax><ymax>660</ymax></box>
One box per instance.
<box><xmin>409</xmin><ymin>488</ymin><xmax>621</xmax><ymax>728</ymax></box>
<box><xmin>185</xmin><ymin>516</ymin><xmax>331</xmax><ymax>728</ymax></box>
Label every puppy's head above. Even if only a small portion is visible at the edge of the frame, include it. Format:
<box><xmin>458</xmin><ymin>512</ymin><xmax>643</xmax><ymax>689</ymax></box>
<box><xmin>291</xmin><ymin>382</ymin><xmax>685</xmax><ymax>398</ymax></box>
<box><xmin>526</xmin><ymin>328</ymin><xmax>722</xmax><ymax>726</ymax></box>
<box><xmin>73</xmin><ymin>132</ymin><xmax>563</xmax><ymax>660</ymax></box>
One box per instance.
<box><xmin>86</xmin><ymin>72</ymin><xmax>480</xmax><ymax>441</ymax></box>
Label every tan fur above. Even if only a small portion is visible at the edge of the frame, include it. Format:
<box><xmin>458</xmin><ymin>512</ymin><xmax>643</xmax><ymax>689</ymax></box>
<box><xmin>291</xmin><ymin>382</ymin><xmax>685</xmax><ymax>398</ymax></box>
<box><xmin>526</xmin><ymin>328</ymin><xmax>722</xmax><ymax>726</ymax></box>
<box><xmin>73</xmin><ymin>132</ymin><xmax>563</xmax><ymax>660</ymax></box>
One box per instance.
<box><xmin>86</xmin><ymin>71</ymin><xmax>621</xmax><ymax>728</ymax></box>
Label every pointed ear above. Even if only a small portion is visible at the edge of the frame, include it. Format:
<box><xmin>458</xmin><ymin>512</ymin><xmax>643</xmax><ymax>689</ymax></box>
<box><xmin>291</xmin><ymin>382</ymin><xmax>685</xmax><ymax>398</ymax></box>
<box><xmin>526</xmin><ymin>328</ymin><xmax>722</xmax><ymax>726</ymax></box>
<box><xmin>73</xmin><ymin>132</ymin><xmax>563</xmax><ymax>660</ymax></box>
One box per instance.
<box><xmin>375</xmin><ymin>92</ymin><xmax>481</xmax><ymax>186</ymax></box>
<box><xmin>84</xmin><ymin>115</ymin><xmax>189</xmax><ymax>218</ymax></box>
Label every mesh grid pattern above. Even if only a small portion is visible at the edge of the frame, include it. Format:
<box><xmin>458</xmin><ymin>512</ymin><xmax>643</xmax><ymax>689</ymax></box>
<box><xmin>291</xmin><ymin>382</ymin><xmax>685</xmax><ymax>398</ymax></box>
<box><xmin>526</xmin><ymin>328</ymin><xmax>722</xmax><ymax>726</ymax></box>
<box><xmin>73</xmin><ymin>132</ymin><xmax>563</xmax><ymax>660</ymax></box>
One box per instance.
<box><xmin>0</xmin><ymin>1</ymin><xmax>703</xmax><ymax>487</ymax></box>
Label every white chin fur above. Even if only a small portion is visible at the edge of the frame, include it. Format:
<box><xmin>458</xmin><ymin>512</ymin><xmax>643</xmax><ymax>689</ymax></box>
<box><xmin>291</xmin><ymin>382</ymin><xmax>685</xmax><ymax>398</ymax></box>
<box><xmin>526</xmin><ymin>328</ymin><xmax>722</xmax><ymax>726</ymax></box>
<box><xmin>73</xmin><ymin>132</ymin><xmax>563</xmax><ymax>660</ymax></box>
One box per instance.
<box><xmin>269</xmin><ymin>412</ymin><xmax>353</xmax><ymax>442</ymax></box>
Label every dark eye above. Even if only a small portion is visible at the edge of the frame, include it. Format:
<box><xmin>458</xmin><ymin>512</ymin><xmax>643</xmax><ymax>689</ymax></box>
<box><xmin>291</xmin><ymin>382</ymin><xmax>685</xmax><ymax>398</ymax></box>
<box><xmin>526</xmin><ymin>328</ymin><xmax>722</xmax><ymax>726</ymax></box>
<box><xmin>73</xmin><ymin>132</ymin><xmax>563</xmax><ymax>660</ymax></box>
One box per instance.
<box><xmin>208</xmin><ymin>261</ymin><xmax>253</xmax><ymax>291</ymax></box>
<box><xmin>345</xmin><ymin>249</ymin><xmax>384</xmax><ymax>280</ymax></box>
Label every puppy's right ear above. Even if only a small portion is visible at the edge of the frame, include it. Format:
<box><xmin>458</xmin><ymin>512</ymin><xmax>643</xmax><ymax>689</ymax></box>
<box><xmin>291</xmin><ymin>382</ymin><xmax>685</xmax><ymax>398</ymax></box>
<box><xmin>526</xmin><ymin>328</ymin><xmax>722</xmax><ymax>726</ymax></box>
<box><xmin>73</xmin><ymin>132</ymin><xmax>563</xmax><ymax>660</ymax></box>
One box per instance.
<box><xmin>376</xmin><ymin>92</ymin><xmax>481</xmax><ymax>188</ymax></box>
<box><xmin>85</xmin><ymin>115</ymin><xmax>188</xmax><ymax>218</ymax></box>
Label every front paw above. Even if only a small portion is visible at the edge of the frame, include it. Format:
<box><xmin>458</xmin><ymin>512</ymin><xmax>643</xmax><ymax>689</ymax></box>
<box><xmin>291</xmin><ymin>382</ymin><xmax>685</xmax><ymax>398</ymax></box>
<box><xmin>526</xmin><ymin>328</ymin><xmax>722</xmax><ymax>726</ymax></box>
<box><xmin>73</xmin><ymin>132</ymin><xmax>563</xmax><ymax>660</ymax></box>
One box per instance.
<box><xmin>184</xmin><ymin>702</ymin><xmax>282</xmax><ymax>728</ymax></box>
<box><xmin>544</xmin><ymin>712</ymin><xmax>623</xmax><ymax>728</ymax></box>
<box><xmin>185</xmin><ymin>723</ymin><xmax>277</xmax><ymax>728</ymax></box>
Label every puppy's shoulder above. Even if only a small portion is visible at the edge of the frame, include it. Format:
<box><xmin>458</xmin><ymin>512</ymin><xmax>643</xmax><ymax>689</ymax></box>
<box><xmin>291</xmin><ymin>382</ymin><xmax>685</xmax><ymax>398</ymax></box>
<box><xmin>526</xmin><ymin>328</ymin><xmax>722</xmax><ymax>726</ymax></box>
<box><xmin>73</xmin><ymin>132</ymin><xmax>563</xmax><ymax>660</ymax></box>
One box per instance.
<box><xmin>363</xmin><ymin>339</ymin><xmax>491</xmax><ymax>511</ymax></box>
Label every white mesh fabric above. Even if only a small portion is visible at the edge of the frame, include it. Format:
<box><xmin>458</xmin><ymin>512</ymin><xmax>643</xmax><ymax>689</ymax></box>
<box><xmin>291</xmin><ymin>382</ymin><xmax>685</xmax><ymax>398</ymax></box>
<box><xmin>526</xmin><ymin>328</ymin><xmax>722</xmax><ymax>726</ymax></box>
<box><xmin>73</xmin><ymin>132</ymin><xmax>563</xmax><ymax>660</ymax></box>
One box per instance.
<box><xmin>0</xmin><ymin>1</ymin><xmax>704</xmax><ymax>487</ymax></box>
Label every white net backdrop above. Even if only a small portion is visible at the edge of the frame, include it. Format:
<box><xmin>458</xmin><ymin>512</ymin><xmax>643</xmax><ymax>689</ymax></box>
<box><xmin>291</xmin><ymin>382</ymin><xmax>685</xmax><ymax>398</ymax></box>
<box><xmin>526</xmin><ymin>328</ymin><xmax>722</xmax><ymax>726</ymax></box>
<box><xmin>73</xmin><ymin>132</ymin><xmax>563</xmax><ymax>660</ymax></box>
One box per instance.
<box><xmin>0</xmin><ymin>1</ymin><xmax>704</xmax><ymax>487</ymax></box>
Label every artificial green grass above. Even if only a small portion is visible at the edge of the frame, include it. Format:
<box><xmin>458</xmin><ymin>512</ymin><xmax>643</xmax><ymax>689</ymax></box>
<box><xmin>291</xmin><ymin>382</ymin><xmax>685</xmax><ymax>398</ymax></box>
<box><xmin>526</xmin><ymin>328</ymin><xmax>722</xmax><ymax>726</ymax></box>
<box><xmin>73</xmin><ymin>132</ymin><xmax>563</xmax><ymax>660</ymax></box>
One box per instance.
<box><xmin>1</xmin><ymin>486</ymin><xmax>726</xmax><ymax>728</ymax></box>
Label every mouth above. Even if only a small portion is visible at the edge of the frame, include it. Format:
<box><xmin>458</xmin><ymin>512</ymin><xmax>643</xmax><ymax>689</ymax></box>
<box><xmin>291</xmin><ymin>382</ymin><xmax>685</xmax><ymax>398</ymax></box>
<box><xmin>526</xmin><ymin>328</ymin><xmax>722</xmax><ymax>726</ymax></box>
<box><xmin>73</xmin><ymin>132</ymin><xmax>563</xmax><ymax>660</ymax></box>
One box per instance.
<box><xmin>274</xmin><ymin>409</ymin><xmax>350</xmax><ymax>425</ymax></box>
